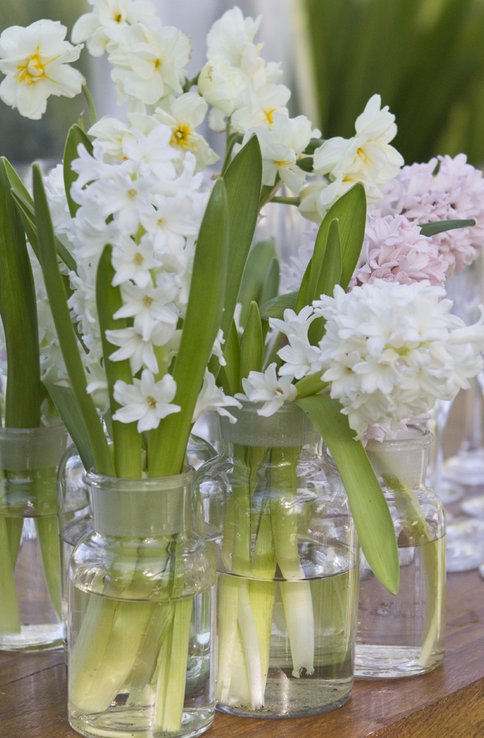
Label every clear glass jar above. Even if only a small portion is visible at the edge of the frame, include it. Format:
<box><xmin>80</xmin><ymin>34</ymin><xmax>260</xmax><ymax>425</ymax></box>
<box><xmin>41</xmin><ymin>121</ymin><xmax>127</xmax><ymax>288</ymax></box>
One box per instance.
<box><xmin>0</xmin><ymin>423</ymin><xmax>68</xmax><ymax>651</ymax></box>
<box><xmin>58</xmin><ymin>435</ymin><xmax>217</xmax><ymax>620</ymax></box>
<box><xmin>355</xmin><ymin>428</ymin><xmax>446</xmax><ymax>678</ymax></box>
<box><xmin>67</xmin><ymin>469</ymin><xmax>216</xmax><ymax>738</ymax></box>
<box><xmin>199</xmin><ymin>402</ymin><xmax>359</xmax><ymax>718</ymax></box>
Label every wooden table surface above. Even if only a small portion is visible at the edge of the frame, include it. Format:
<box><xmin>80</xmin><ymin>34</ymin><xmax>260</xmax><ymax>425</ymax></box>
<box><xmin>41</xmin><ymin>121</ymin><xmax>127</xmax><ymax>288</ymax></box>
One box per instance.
<box><xmin>1</xmin><ymin>569</ymin><xmax>483</xmax><ymax>738</ymax></box>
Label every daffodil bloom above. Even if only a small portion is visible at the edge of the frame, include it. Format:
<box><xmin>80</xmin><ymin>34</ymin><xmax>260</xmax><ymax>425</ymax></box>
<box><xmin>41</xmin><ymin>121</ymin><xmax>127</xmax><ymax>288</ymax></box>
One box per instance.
<box><xmin>0</xmin><ymin>20</ymin><xmax>84</xmax><ymax>119</ymax></box>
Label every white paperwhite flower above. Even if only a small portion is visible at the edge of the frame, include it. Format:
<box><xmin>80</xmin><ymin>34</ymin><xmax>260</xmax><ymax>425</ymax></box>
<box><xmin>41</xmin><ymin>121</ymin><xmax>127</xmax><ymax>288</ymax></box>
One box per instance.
<box><xmin>304</xmin><ymin>94</ymin><xmax>404</xmax><ymax>219</ymax></box>
<box><xmin>315</xmin><ymin>281</ymin><xmax>484</xmax><ymax>439</ymax></box>
<box><xmin>242</xmin><ymin>113</ymin><xmax>314</xmax><ymax>193</ymax></box>
<box><xmin>108</xmin><ymin>23</ymin><xmax>190</xmax><ymax>106</ymax></box>
<box><xmin>0</xmin><ymin>20</ymin><xmax>85</xmax><ymax>119</ymax></box>
<box><xmin>193</xmin><ymin>370</ymin><xmax>241</xmax><ymax>424</ymax></box>
<box><xmin>72</xmin><ymin>0</ymin><xmax>160</xmax><ymax>56</ymax></box>
<box><xmin>154</xmin><ymin>93</ymin><xmax>219</xmax><ymax>170</ymax></box>
<box><xmin>206</xmin><ymin>6</ymin><xmax>262</xmax><ymax>66</ymax></box>
<box><xmin>113</xmin><ymin>369</ymin><xmax>180</xmax><ymax>432</ymax></box>
<box><xmin>239</xmin><ymin>363</ymin><xmax>298</xmax><ymax>416</ymax></box>
<box><xmin>198</xmin><ymin>56</ymin><xmax>248</xmax><ymax>118</ymax></box>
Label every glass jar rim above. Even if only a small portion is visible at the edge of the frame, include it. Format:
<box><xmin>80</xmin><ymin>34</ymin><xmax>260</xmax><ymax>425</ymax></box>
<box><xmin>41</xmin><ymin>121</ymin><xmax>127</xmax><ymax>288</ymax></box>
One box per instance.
<box><xmin>366</xmin><ymin>426</ymin><xmax>432</xmax><ymax>454</ymax></box>
<box><xmin>85</xmin><ymin>466</ymin><xmax>194</xmax><ymax>492</ymax></box>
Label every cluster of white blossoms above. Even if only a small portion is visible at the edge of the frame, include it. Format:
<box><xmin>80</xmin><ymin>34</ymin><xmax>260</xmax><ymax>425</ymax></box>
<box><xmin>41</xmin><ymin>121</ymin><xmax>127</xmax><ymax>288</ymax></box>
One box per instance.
<box><xmin>199</xmin><ymin>7</ymin><xmax>318</xmax><ymax>194</ymax></box>
<box><xmin>72</xmin><ymin>0</ymin><xmax>190</xmax><ymax>109</ymax></box>
<box><xmin>240</xmin><ymin>281</ymin><xmax>484</xmax><ymax>440</ymax></box>
<box><xmin>42</xmin><ymin>118</ymin><xmax>236</xmax><ymax>431</ymax></box>
<box><xmin>300</xmin><ymin>95</ymin><xmax>404</xmax><ymax>221</ymax></box>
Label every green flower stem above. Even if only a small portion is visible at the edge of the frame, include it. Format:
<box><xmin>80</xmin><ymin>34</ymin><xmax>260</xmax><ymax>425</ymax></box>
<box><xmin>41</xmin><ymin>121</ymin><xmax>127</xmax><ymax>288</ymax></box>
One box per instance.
<box><xmin>270</xmin><ymin>446</ymin><xmax>315</xmax><ymax>677</ymax></box>
<box><xmin>35</xmin><ymin>514</ymin><xmax>62</xmax><ymax>619</ymax></box>
<box><xmin>81</xmin><ymin>85</ymin><xmax>97</xmax><ymax>129</ymax></box>
<box><xmin>69</xmin><ymin>598</ymin><xmax>154</xmax><ymax>713</ymax></box>
<box><xmin>153</xmin><ymin>597</ymin><xmax>193</xmax><ymax>732</ymax></box>
<box><xmin>381</xmin><ymin>472</ymin><xmax>444</xmax><ymax>668</ymax></box>
<box><xmin>0</xmin><ymin>517</ymin><xmax>20</xmax><ymax>634</ymax></box>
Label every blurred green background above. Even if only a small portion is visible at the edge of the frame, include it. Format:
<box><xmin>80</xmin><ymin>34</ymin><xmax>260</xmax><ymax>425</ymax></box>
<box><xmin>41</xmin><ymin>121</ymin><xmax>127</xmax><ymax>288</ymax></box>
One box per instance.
<box><xmin>303</xmin><ymin>0</ymin><xmax>484</xmax><ymax>165</ymax></box>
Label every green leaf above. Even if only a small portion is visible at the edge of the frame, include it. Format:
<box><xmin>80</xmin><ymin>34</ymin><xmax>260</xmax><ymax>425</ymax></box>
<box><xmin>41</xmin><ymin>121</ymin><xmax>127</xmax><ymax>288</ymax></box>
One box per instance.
<box><xmin>96</xmin><ymin>246</ymin><xmax>142</xmax><ymax>478</ymax></box>
<box><xmin>296</xmin><ymin>394</ymin><xmax>400</xmax><ymax>595</ymax></box>
<box><xmin>63</xmin><ymin>125</ymin><xmax>93</xmax><ymax>218</ymax></box>
<box><xmin>237</xmin><ymin>239</ymin><xmax>277</xmax><ymax>328</ymax></box>
<box><xmin>239</xmin><ymin>301</ymin><xmax>264</xmax><ymax>383</ymax></box>
<box><xmin>0</xmin><ymin>159</ymin><xmax>42</xmax><ymax>427</ymax></box>
<box><xmin>302</xmin><ymin>184</ymin><xmax>366</xmax><ymax>299</ymax></box>
<box><xmin>218</xmin><ymin>321</ymin><xmax>241</xmax><ymax>396</ymax></box>
<box><xmin>260</xmin><ymin>291</ymin><xmax>298</xmax><ymax>320</ymax></box>
<box><xmin>314</xmin><ymin>219</ymin><xmax>342</xmax><ymax>298</ymax></box>
<box><xmin>221</xmin><ymin>136</ymin><xmax>262</xmax><ymax>341</ymax></box>
<box><xmin>149</xmin><ymin>178</ymin><xmax>230</xmax><ymax>477</ymax></box>
<box><xmin>43</xmin><ymin>382</ymin><xmax>96</xmax><ymax>472</ymax></box>
<box><xmin>3</xmin><ymin>157</ymin><xmax>76</xmax><ymax>272</ymax></box>
<box><xmin>259</xmin><ymin>257</ymin><xmax>280</xmax><ymax>307</ymax></box>
<box><xmin>419</xmin><ymin>218</ymin><xmax>475</xmax><ymax>236</ymax></box>
<box><xmin>32</xmin><ymin>164</ymin><xmax>113</xmax><ymax>475</ymax></box>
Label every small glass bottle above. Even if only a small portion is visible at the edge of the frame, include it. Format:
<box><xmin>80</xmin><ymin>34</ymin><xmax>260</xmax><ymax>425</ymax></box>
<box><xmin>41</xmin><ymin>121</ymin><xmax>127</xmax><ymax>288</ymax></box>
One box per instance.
<box><xmin>67</xmin><ymin>469</ymin><xmax>216</xmax><ymax>738</ymax></box>
<box><xmin>199</xmin><ymin>402</ymin><xmax>359</xmax><ymax>718</ymax></box>
<box><xmin>355</xmin><ymin>428</ymin><xmax>446</xmax><ymax>678</ymax></box>
<box><xmin>0</xmin><ymin>423</ymin><xmax>68</xmax><ymax>651</ymax></box>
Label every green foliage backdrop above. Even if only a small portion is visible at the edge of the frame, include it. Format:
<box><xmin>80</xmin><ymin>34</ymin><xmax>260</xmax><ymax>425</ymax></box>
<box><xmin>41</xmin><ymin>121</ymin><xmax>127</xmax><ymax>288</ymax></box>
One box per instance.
<box><xmin>304</xmin><ymin>0</ymin><xmax>484</xmax><ymax>165</ymax></box>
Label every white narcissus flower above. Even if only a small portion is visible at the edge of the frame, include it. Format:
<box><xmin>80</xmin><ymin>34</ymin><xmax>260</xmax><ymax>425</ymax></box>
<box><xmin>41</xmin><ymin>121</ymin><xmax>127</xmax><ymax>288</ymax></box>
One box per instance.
<box><xmin>72</xmin><ymin>0</ymin><xmax>160</xmax><ymax>56</ymax></box>
<box><xmin>315</xmin><ymin>281</ymin><xmax>484</xmax><ymax>439</ymax></box>
<box><xmin>205</xmin><ymin>6</ymin><xmax>262</xmax><ymax>66</ymax></box>
<box><xmin>239</xmin><ymin>363</ymin><xmax>298</xmax><ymax>416</ymax></box>
<box><xmin>154</xmin><ymin>93</ymin><xmax>219</xmax><ymax>170</ymax></box>
<box><xmin>0</xmin><ymin>20</ymin><xmax>85</xmax><ymax>120</ymax></box>
<box><xmin>111</xmin><ymin>235</ymin><xmax>160</xmax><ymax>288</ymax></box>
<box><xmin>303</xmin><ymin>94</ymin><xmax>404</xmax><ymax>219</ymax></box>
<box><xmin>108</xmin><ymin>23</ymin><xmax>190</xmax><ymax>107</ymax></box>
<box><xmin>113</xmin><ymin>370</ymin><xmax>180</xmax><ymax>432</ymax></box>
<box><xmin>193</xmin><ymin>370</ymin><xmax>241</xmax><ymax>424</ymax></box>
<box><xmin>242</xmin><ymin>113</ymin><xmax>314</xmax><ymax>193</ymax></box>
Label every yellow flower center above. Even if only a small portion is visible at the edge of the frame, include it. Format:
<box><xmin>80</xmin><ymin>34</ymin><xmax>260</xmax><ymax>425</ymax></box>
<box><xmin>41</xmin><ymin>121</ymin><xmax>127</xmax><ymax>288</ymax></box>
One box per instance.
<box><xmin>113</xmin><ymin>12</ymin><xmax>124</xmax><ymax>23</ymax></box>
<box><xmin>17</xmin><ymin>52</ymin><xmax>47</xmax><ymax>85</ymax></box>
<box><xmin>264</xmin><ymin>107</ymin><xmax>276</xmax><ymax>125</ymax></box>
<box><xmin>134</xmin><ymin>252</ymin><xmax>144</xmax><ymax>265</ymax></box>
<box><xmin>170</xmin><ymin>124</ymin><xmax>192</xmax><ymax>148</ymax></box>
<box><xmin>153</xmin><ymin>58</ymin><xmax>162</xmax><ymax>70</ymax></box>
<box><xmin>356</xmin><ymin>146</ymin><xmax>370</xmax><ymax>165</ymax></box>
<box><xmin>127</xmin><ymin>188</ymin><xmax>137</xmax><ymax>199</ymax></box>
<box><xmin>143</xmin><ymin>295</ymin><xmax>154</xmax><ymax>308</ymax></box>
<box><xmin>146</xmin><ymin>395</ymin><xmax>157</xmax><ymax>409</ymax></box>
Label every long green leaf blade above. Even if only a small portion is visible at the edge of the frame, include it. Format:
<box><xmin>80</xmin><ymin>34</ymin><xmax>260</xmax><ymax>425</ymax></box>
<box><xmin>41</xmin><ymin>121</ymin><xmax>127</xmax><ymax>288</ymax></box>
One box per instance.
<box><xmin>96</xmin><ymin>245</ymin><xmax>142</xmax><ymax>478</ymax></box>
<box><xmin>0</xmin><ymin>160</ymin><xmax>42</xmax><ymax>427</ymax></box>
<box><xmin>221</xmin><ymin>136</ymin><xmax>262</xmax><ymax>339</ymax></box>
<box><xmin>297</xmin><ymin>393</ymin><xmax>400</xmax><ymax>595</ymax></box>
<box><xmin>32</xmin><ymin>164</ymin><xmax>113</xmax><ymax>474</ymax></box>
<box><xmin>63</xmin><ymin>124</ymin><xmax>93</xmax><ymax>218</ymax></box>
<box><xmin>149</xmin><ymin>178</ymin><xmax>229</xmax><ymax>476</ymax></box>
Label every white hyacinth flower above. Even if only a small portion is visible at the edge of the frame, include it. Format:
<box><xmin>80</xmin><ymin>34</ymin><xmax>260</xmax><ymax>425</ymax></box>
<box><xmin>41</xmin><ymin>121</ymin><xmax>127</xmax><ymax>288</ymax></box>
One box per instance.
<box><xmin>193</xmin><ymin>370</ymin><xmax>241</xmax><ymax>424</ymax></box>
<box><xmin>0</xmin><ymin>20</ymin><xmax>85</xmax><ymax>119</ymax></box>
<box><xmin>315</xmin><ymin>281</ymin><xmax>484</xmax><ymax>439</ymax></box>
<box><xmin>113</xmin><ymin>370</ymin><xmax>180</xmax><ymax>432</ymax></box>
<box><xmin>239</xmin><ymin>363</ymin><xmax>297</xmax><ymax>416</ymax></box>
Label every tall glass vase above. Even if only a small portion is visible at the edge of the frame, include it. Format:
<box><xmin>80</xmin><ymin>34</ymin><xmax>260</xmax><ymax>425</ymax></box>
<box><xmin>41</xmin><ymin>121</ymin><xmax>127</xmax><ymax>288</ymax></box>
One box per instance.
<box><xmin>0</xmin><ymin>423</ymin><xmax>68</xmax><ymax>651</ymax></box>
<box><xmin>200</xmin><ymin>402</ymin><xmax>359</xmax><ymax>718</ymax></box>
<box><xmin>67</xmin><ymin>469</ymin><xmax>216</xmax><ymax>738</ymax></box>
<box><xmin>355</xmin><ymin>429</ymin><xmax>446</xmax><ymax>678</ymax></box>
